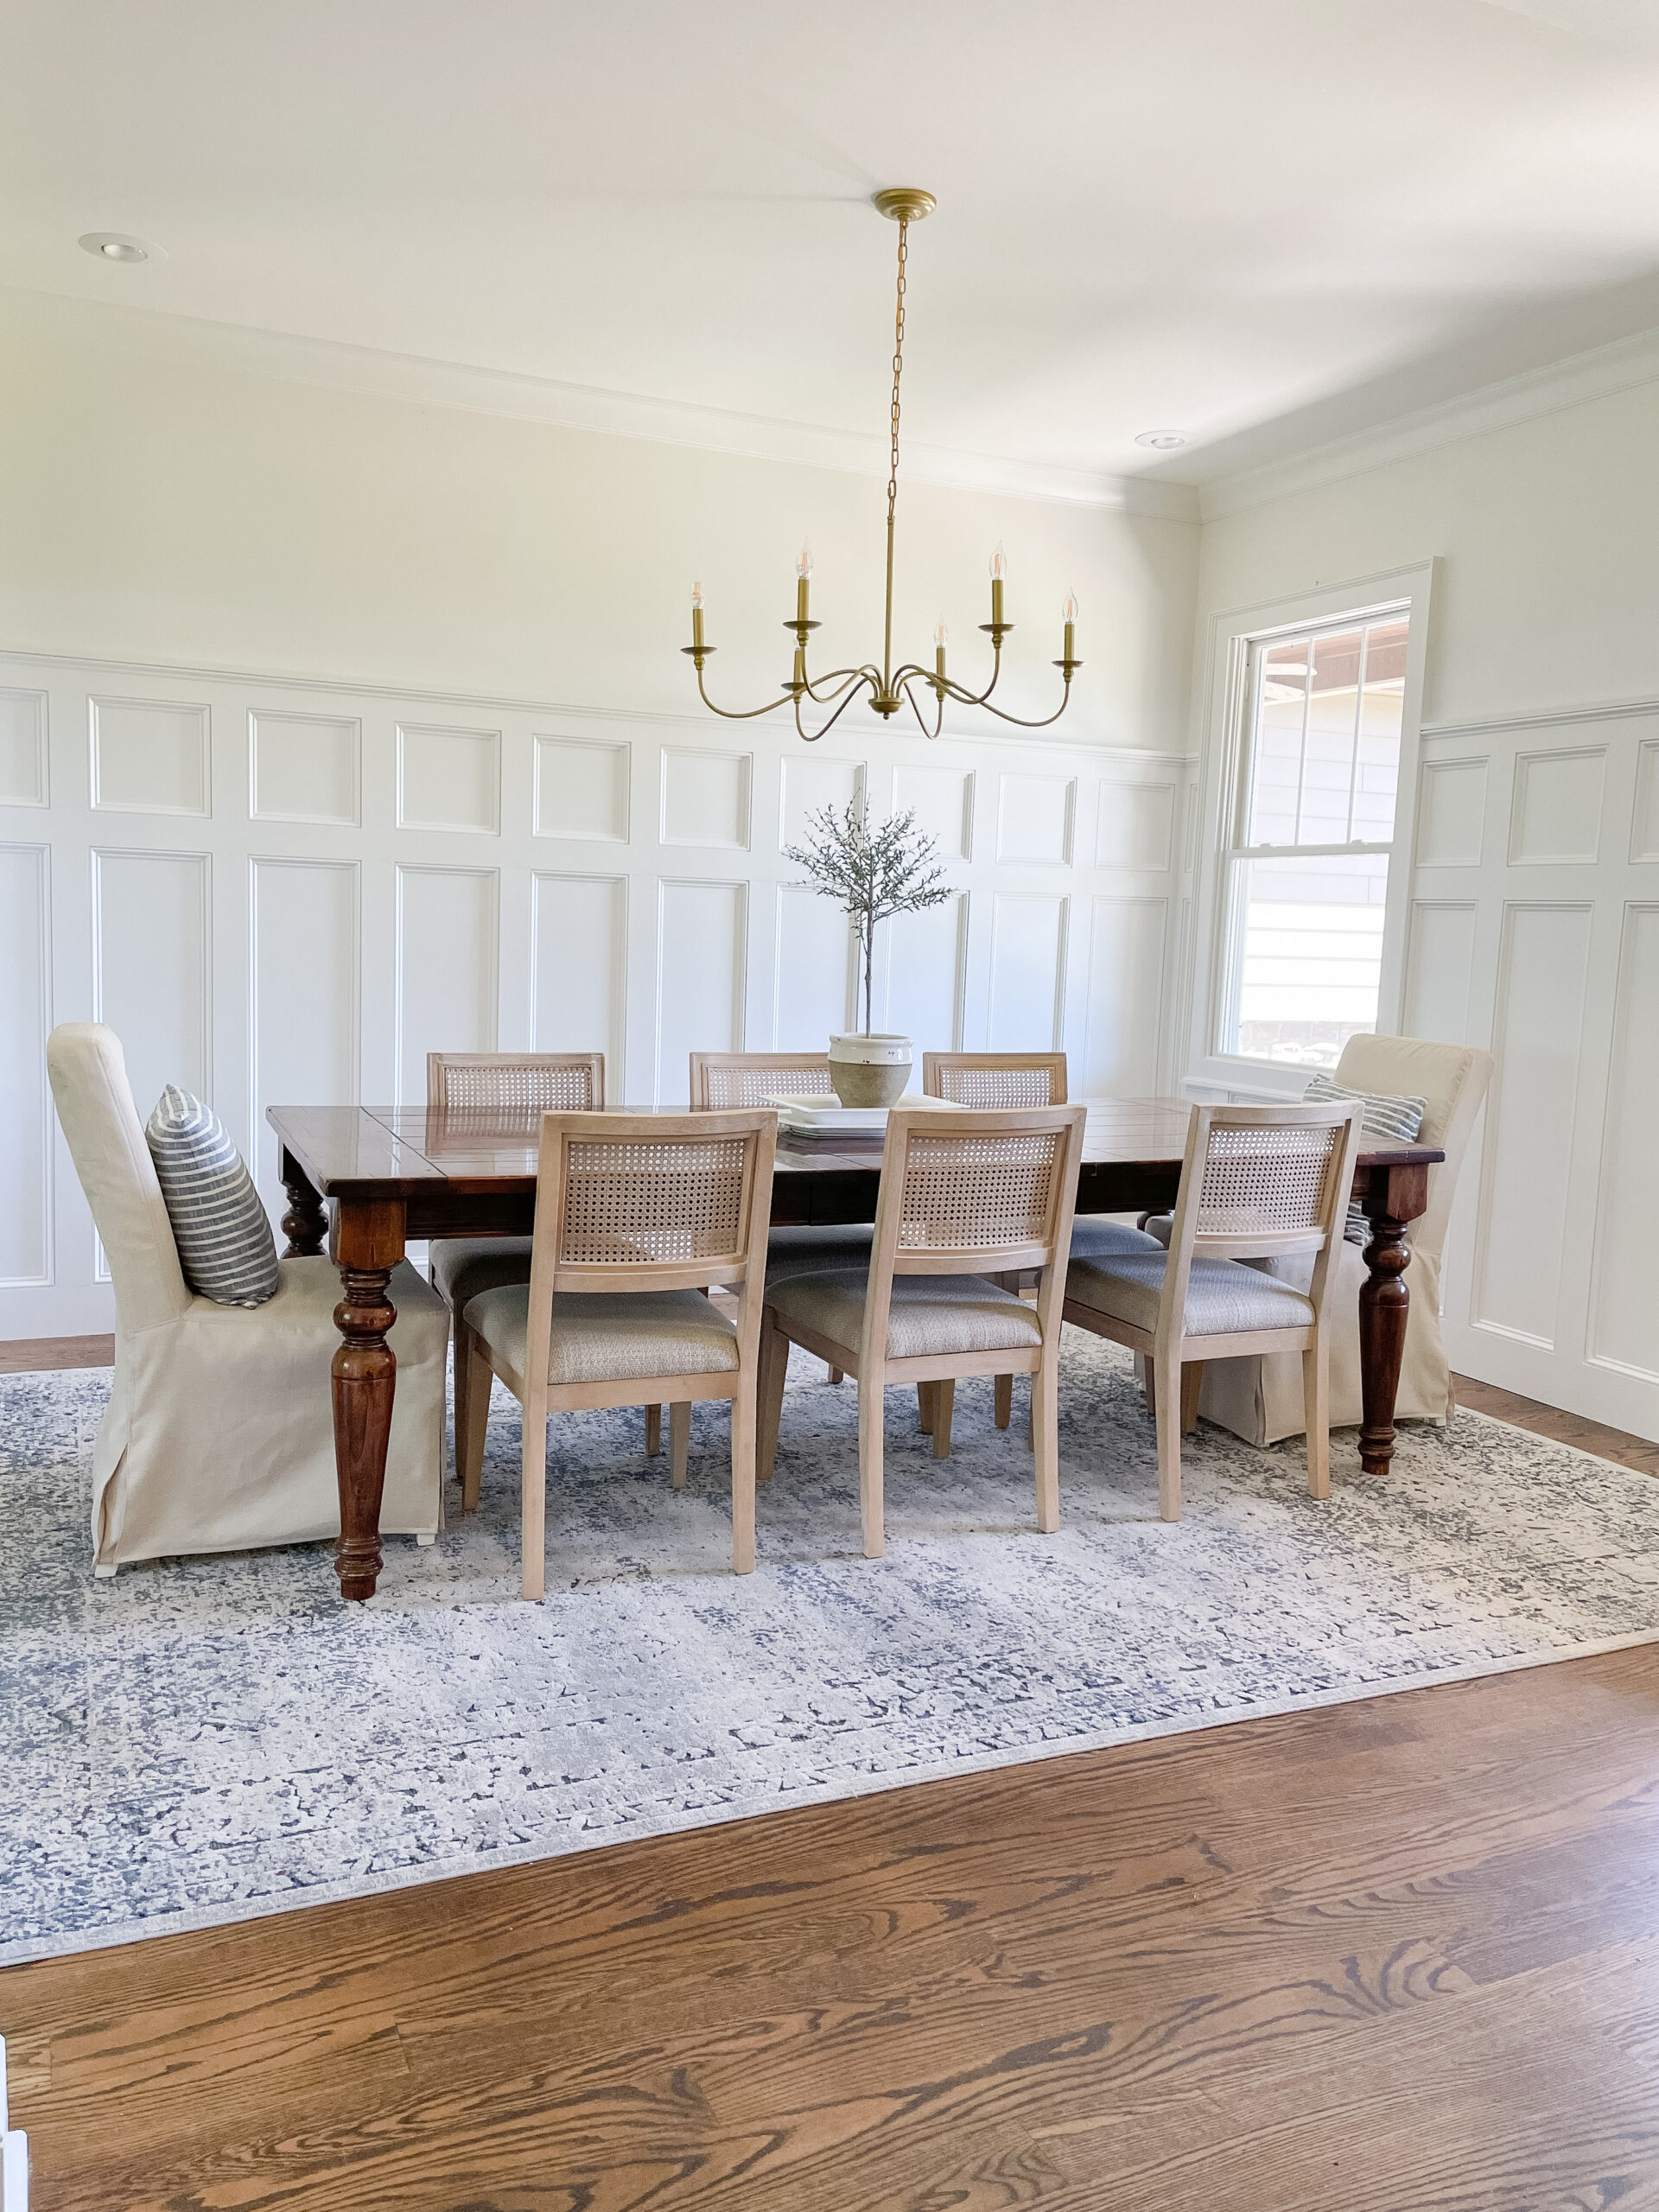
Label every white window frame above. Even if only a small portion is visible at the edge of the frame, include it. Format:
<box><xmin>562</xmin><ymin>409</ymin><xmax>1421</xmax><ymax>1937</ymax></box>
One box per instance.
<box><xmin>1183</xmin><ymin>561</ymin><xmax>1436</xmax><ymax>1100</ymax></box>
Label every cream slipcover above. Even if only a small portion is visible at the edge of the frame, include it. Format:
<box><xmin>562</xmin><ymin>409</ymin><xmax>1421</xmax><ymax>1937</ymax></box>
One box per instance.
<box><xmin>47</xmin><ymin>1023</ymin><xmax>448</xmax><ymax>1572</ymax></box>
<box><xmin>766</xmin><ymin>1268</ymin><xmax>1045</xmax><ymax>1359</ymax></box>
<box><xmin>1161</xmin><ymin>1036</ymin><xmax>1494</xmax><ymax>1445</ymax></box>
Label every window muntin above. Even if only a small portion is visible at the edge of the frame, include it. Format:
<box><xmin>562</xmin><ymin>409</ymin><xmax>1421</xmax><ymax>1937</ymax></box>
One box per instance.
<box><xmin>1221</xmin><ymin>613</ymin><xmax>1408</xmax><ymax>1069</ymax></box>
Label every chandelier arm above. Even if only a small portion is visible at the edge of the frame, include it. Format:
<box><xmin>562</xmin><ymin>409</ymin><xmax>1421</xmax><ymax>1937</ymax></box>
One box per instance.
<box><xmin>794</xmin><ymin>671</ymin><xmax>877</xmax><ymax>744</ymax></box>
<box><xmin>957</xmin><ymin>677</ymin><xmax>1078</xmax><ymax>731</ymax></box>
<box><xmin>801</xmin><ymin>664</ymin><xmax>880</xmax><ymax>704</ymax></box>
<box><xmin>898</xmin><ymin>673</ymin><xmax>945</xmax><ymax>741</ymax></box>
<box><xmin>692</xmin><ymin>664</ymin><xmax>801</xmax><ymax>721</ymax></box>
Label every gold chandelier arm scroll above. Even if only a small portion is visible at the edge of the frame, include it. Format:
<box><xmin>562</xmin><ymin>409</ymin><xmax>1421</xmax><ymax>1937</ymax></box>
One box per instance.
<box><xmin>792</xmin><ymin>671</ymin><xmax>876</xmax><ymax>743</ymax></box>
<box><xmin>686</xmin><ymin>658</ymin><xmax>800</xmax><ymax>721</ymax></box>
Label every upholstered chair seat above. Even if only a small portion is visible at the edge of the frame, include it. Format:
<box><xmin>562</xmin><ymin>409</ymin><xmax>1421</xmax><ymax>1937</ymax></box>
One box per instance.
<box><xmin>463</xmin><ymin>1285</ymin><xmax>739</xmax><ymax>1395</ymax></box>
<box><xmin>766</xmin><ymin>1268</ymin><xmax>1046</xmax><ymax>1361</ymax></box>
<box><xmin>1067</xmin><ymin>1252</ymin><xmax>1316</xmax><ymax>1338</ymax></box>
<box><xmin>431</xmin><ymin>1236</ymin><xmax>535</xmax><ymax>1314</ymax></box>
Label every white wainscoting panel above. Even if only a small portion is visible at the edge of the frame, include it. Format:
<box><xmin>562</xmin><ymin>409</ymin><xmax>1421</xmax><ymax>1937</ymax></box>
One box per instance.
<box><xmin>531</xmin><ymin>872</ymin><xmax>627</xmax><ymax>1080</ymax></box>
<box><xmin>0</xmin><ymin>844</ymin><xmax>50</xmax><ymax>1284</ymax></box>
<box><xmin>1082</xmin><ymin>896</ymin><xmax>1166</xmax><ymax>1095</ymax></box>
<box><xmin>250</xmin><ymin>711</ymin><xmax>360</xmax><ymax>827</ymax></box>
<box><xmin>0</xmin><ymin>647</ymin><xmax>1194</xmax><ymax>1336</ymax></box>
<box><xmin>251</xmin><ymin>859</ymin><xmax>359</xmax><ymax>1201</ymax></box>
<box><xmin>394</xmin><ymin>865</ymin><xmax>499</xmax><ymax>1105</ymax></box>
<box><xmin>90</xmin><ymin>697</ymin><xmax>212</xmax><ymax>817</ymax></box>
<box><xmin>657</xmin><ymin>879</ymin><xmax>747</xmax><ymax>1101</ymax></box>
<box><xmin>1414</xmin><ymin>708</ymin><xmax>1659</xmax><ymax>1437</ymax></box>
<box><xmin>0</xmin><ymin>691</ymin><xmax>48</xmax><ymax>808</ymax></box>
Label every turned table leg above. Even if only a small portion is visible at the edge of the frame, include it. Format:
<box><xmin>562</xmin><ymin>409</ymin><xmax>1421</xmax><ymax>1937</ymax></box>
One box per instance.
<box><xmin>279</xmin><ymin>1147</ymin><xmax>327</xmax><ymax>1258</ymax></box>
<box><xmin>1357</xmin><ymin>1210</ymin><xmax>1412</xmax><ymax>1478</ymax></box>
<box><xmin>330</xmin><ymin>1199</ymin><xmax>406</xmax><ymax>1601</ymax></box>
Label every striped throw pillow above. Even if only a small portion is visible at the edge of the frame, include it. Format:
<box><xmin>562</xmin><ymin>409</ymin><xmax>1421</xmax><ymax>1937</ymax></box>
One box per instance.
<box><xmin>1303</xmin><ymin>1071</ymin><xmax>1428</xmax><ymax>1245</ymax></box>
<box><xmin>144</xmin><ymin>1085</ymin><xmax>281</xmax><ymax>1306</ymax></box>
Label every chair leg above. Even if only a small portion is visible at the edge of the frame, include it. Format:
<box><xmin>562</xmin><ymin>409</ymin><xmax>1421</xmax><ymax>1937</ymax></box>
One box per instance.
<box><xmin>1143</xmin><ymin>1354</ymin><xmax>1157</xmax><ymax>1421</ymax></box>
<box><xmin>931</xmin><ymin>1378</ymin><xmax>955</xmax><ymax>1460</ymax></box>
<box><xmin>730</xmin><ymin>1388</ymin><xmax>756</xmax><ymax>1574</ymax></box>
<box><xmin>1304</xmin><ymin>1340</ymin><xmax>1332</xmax><ymax>1501</ymax></box>
<box><xmin>1153</xmin><ymin>1355</ymin><xmax>1183</xmax><ymax>1522</ymax></box>
<box><xmin>917</xmin><ymin>1381</ymin><xmax>935</xmax><ymax>1434</ymax></box>
<box><xmin>460</xmin><ymin>1328</ymin><xmax>493</xmax><ymax>1513</ymax></box>
<box><xmin>757</xmin><ymin>1313</ymin><xmax>787</xmax><ymax>1483</ymax></box>
<box><xmin>451</xmin><ymin>1320</ymin><xmax>470</xmax><ymax>1478</ymax></box>
<box><xmin>1033</xmin><ymin>1354</ymin><xmax>1060</xmax><ymax>1534</ymax></box>
<box><xmin>1180</xmin><ymin>1359</ymin><xmax>1203</xmax><ymax>1437</ymax></box>
<box><xmin>858</xmin><ymin>1382</ymin><xmax>885</xmax><ymax>1560</ymax></box>
<box><xmin>827</xmin><ymin>1365</ymin><xmax>844</xmax><ymax>1385</ymax></box>
<box><xmin>521</xmin><ymin>1407</ymin><xmax>548</xmax><ymax>1601</ymax></box>
<box><xmin>645</xmin><ymin>1404</ymin><xmax>662</xmax><ymax>1457</ymax></box>
<box><xmin>669</xmin><ymin>1400</ymin><xmax>692</xmax><ymax>1490</ymax></box>
<box><xmin>994</xmin><ymin>1373</ymin><xmax>1013</xmax><ymax>1429</ymax></box>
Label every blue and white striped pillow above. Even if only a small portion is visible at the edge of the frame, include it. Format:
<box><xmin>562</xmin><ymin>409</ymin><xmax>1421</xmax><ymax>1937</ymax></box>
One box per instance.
<box><xmin>1304</xmin><ymin>1071</ymin><xmax>1428</xmax><ymax>1245</ymax></box>
<box><xmin>144</xmin><ymin>1085</ymin><xmax>281</xmax><ymax>1306</ymax></box>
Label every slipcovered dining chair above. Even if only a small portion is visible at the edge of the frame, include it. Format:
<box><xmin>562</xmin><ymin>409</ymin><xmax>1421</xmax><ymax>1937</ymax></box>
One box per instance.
<box><xmin>47</xmin><ymin>1022</ymin><xmax>448</xmax><ymax>1573</ymax></box>
<box><xmin>424</xmin><ymin>1052</ymin><xmax>607</xmax><ymax>1460</ymax></box>
<box><xmin>457</xmin><ymin>1108</ymin><xmax>777</xmax><ymax>1599</ymax></box>
<box><xmin>1065</xmin><ymin>1100</ymin><xmax>1364</xmax><ymax>1520</ymax></box>
<box><xmin>758</xmin><ymin>1103</ymin><xmax>1086</xmax><ymax>1558</ymax></box>
<box><xmin>919</xmin><ymin>1051</ymin><xmax>1162</xmax><ymax>1440</ymax></box>
<box><xmin>1146</xmin><ymin>1037</ymin><xmax>1495</xmax><ymax>1446</ymax></box>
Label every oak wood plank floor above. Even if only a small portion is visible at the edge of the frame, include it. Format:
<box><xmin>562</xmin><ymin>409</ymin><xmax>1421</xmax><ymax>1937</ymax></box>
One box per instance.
<box><xmin>5</xmin><ymin>1338</ymin><xmax>1659</xmax><ymax>2207</ymax></box>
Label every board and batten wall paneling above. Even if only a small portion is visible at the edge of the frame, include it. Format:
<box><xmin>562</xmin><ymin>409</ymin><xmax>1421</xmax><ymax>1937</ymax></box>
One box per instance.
<box><xmin>1409</xmin><ymin>709</ymin><xmax>1659</xmax><ymax>1437</ymax></box>
<box><xmin>0</xmin><ymin>842</ymin><xmax>50</xmax><ymax>1284</ymax></box>
<box><xmin>0</xmin><ymin>646</ymin><xmax>1195</xmax><ymax>1337</ymax></box>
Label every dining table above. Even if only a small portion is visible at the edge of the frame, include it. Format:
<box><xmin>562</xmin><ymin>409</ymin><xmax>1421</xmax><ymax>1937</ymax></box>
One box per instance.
<box><xmin>266</xmin><ymin>1096</ymin><xmax>1445</xmax><ymax>1601</ymax></box>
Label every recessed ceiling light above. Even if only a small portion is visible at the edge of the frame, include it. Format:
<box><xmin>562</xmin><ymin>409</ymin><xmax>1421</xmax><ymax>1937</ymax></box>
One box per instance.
<box><xmin>79</xmin><ymin>232</ymin><xmax>165</xmax><ymax>265</ymax></box>
<box><xmin>1135</xmin><ymin>429</ymin><xmax>1186</xmax><ymax>451</ymax></box>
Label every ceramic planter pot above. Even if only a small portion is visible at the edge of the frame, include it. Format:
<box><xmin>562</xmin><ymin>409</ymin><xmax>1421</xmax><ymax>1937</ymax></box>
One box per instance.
<box><xmin>828</xmin><ymin>1032</ymin><xmax>913</xmax><ymax>1108</ymax></box>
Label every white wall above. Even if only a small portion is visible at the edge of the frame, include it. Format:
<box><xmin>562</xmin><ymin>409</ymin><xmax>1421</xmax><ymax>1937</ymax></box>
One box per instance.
<box><xmin>1191</xmin><ymin>379</ymin><xmax>1659</xmax><ymax>1439</ymax></box>
<box><xmin>0</xmin><ymin>301</ymin><xmax>1199</xmax><ymax>1342</ymax></box>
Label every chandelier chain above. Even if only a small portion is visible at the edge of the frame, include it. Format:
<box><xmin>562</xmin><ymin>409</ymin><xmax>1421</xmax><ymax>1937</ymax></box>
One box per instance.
<box><xmin>887</xmin><ymin>219</ymin><xmax>907</xmax><ymax>537</ymax></box>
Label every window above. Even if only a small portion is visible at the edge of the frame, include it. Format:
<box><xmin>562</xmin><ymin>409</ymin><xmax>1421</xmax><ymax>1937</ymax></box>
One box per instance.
<box><xmin>1217</xmin><ymin>612</ymin><xmax>1409</xmax><ymax>1068</ymax></box>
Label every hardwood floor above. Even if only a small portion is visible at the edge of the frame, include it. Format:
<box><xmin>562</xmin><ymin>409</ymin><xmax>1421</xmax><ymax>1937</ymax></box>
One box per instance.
<box><xmin>0</xmin><ymin>1332</ymin><xmax>112</xmax><ymax>1374</ymax></box>
<box><xmin>6</xmin><ymin>1647</ymin><xmax>1659</xmax><ymax>2209</ymax></box>
<box><xmin>5</xmin><ymin>1337</ymin><xmax>1658</xmax><ymax>2206</ymax></box>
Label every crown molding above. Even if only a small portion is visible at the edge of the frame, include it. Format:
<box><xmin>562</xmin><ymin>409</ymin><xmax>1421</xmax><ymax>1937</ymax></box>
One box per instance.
<box><xmin>1198</xmin><ymin>321</ymin><xmax>1659</xmax><ymax>522</ymax></box>
<box><xmin>0</xmin><ymin>284</ymin><xmax>1198</xmax><ymax>524</ymax></box>
<box><xmin>0</xmin><ymin>643</ymin><xmax>1196</xmax><ymax>766</ymax></box>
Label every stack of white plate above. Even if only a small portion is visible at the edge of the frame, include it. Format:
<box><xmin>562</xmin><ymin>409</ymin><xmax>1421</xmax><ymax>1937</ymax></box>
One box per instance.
<box><xmin>765</xmin><ymin>1092</ymin><xmax>955</xmax><ymax>1139</ymax></box>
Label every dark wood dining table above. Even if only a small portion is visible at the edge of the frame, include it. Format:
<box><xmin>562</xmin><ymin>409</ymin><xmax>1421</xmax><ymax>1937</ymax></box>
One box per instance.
<box><xmin>266</xmin><ymin>1097</ymin><xmax>1445</xmax><ymax>1602</ymax></box>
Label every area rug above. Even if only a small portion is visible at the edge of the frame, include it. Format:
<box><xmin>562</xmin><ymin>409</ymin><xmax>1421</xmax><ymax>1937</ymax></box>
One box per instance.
<box><xmin>3</xmin><ymin>1335</ymin><xmax>1657</xmax><ymax>1966</ymax></box>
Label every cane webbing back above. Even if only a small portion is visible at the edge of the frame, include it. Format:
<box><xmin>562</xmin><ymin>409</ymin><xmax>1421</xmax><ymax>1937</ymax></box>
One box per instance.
<box><xmin>923</xmin><ymin>1054</ymin><xmax>1068</xmax><ymax>1109</ymax></box>
<box><xmin>561</xmin><ymin>1135</ymin><xmax>749</xmax><ymax>1266</ymax></box>
<box><xmin>429</xmin><ymin>1052</ymin><xmax>602</xmax><ymax>1114</ymax></box>
<box><xmin>1196</xmin><ymin>1120</ymin><xmax>1343</xmax><ymax>1238</ymax></box>
<box><xmin>896</xmin><ymin>1129</ymin><xmax>1063</xmax><ymax>1254</ymax></box>
<box><xmin>691</xmin><ymin>1052</ymin><xmax>832</xmax><ymax>1109</ymax></box>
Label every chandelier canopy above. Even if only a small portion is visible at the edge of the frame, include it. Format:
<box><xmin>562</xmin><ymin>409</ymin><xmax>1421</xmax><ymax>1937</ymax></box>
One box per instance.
<box><xmin>683</xmin><ymin>188</ymin><xmax>1081</xmax><ymax>742</ymax></box>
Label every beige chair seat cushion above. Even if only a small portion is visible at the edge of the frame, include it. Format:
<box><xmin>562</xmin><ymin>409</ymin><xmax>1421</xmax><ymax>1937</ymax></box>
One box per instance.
<box><xmin>1067</xmin><ymin>1252</ymin><xmax>1314</xmax><ymax>1338</ymax></box>
<box><xmin>767</xmin><ymin>1267</ymin><xmax>1044</xmax><ymax>1360</ymax></box>
<box><xmin>463</xmin><ymin>1282</ymin><xmax>739</xmax><ymax>1393</ymax></box>
<box><xmin>1068</xmin><ymin>1216</ymin><xmax>1165</xmax><ymax>1262</ymax></box>
<box><xmin>431</xmin><ymin>1235</ymin><xmax>533</xmax><ymax>1313</ymax></box>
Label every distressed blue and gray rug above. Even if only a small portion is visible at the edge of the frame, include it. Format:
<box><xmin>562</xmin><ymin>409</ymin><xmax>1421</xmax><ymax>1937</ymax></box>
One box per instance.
<box><xmin>4</xmin><ymin>1333</ymin><xmax>1657</xmax><ymax>1966</ymax></box>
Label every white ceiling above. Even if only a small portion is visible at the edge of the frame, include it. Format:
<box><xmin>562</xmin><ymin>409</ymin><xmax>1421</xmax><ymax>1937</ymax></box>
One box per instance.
<box><xmin>7</xmin><ymin>0</ymin><xmax>1659</xmax><ymax>488</ymax></box>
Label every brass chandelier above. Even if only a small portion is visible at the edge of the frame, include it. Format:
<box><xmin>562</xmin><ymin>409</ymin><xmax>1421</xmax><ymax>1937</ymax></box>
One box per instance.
<box><xmin>683</xmin><ymin>188</ymin><xmax>1081</xmax><ymax>741</ymax></box>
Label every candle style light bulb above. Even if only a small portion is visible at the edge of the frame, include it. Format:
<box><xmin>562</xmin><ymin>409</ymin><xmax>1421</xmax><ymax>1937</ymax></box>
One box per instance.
<box><xmin>988</xmin><ymin>541</ymin><xmax>1007</xmax><ymax>628</ymax></box>
<box><xmin>690</xmin><ymin>581</ymin><xmax>705</xmax><ymax>650</ymax></box>
<box><xmin>796</xmin><ymin>543</ymin><xmax>812</xmax><ymax>622</ymax></box>
<box><xmin>934</xmin><ymin>616</ymin><xmax>948</xmax><ymax>690</ymax></box>
<box><xmin>1062</xmin><ymin>588</ymin><xmax>1078</xmax><ymax>624</ymax></box>
<box><xmin>1061</xmin><ymin>586</ymin><xmax>1077</xmax><ymax>669</ymax></box>
<box><xmin>797</xmin><ymin>543</ymin><xmax>813</xmax><ymax>579</ymax></box>
<box><xmin>934</xmin><ymin>619</ymin><xmax>948</xmax><ymax>647</ymax></box>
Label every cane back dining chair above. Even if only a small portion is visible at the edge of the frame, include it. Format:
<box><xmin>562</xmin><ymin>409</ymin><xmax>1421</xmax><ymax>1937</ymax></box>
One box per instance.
<box><xmin>1063</xmin><ymin>1100</ymin><xmax>1363</xmax><ymax>1522</ymax></box>
<box><xmin>758</xmin><ymin>1102</ymin><xmax>1085</xmax><ymax>1559</ymax></box>
<box><xmin>457</xmin><ymin>1108</ymin><xmax>778</xmax><ymax>1598</ymax></box>
<box><xmin>918</xmin><ymin>1052</ymin><xmax>1162</xmax><ymax>1440</ymax></box>
<box><xmin>424</xmin><ymin>1052</ymin><xmax>610</xmax><ymax>1458</ymax></box>
<box><xmin>690</xmin><ymin>1049</ymin><xmax>877</xmax><ymax>1387</ymax></box>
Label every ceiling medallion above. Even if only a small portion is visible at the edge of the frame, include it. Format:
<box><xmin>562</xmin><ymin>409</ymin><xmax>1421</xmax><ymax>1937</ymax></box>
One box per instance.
<box><xmin>683</xmin><ymin>188</ymin><xmax>1081</xmax><ymax>741</ymax></box>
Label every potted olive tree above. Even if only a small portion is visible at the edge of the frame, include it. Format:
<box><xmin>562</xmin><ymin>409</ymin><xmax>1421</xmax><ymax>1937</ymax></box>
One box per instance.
<box><xmin>785</xmin><ymin>801</ymin><xmax>950</xmax><ymax>1106</ymax></box>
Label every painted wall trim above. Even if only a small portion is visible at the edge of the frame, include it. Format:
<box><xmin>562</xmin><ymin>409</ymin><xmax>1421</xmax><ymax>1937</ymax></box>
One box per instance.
<box><xmin>0</xmin><ymin>284</ymin><xmax>1199</xmax><ymax>523</ymax></box>
<box><xmin>1422</xmin><ymin>693</ymin><xmax>1659</xmax><ymax>742</ymax></box>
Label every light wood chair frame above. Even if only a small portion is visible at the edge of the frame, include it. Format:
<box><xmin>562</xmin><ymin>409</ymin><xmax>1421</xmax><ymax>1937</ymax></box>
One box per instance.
<box><xmin>918</xmin><ymin>1052</ymin><xmax>1069</xmax><ymax>1440</ymax></box>
<box><xmin>758</xmin><ymin>1103</ymin><xmax>1085</xmax><ymax>1560</ymax></box>
<box><xmin>425</xmin><ymin>1052</ymin><xmax>610</xmax><ymax>1463</ymax></box>
<box><xmin>689</xmin><ymin>1050</ymin><xmax>835</xmax><ymax>1109</ymax></box>
<box><xmin>457</xmin><ymin>1108</ymin><xmax>778</xmax><ymax>1599</ymax></box>
<box><xmin>1062</xmin><ymin>1100</ymin><xmax>1364</xmax><ymax>1522</ymax></box>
